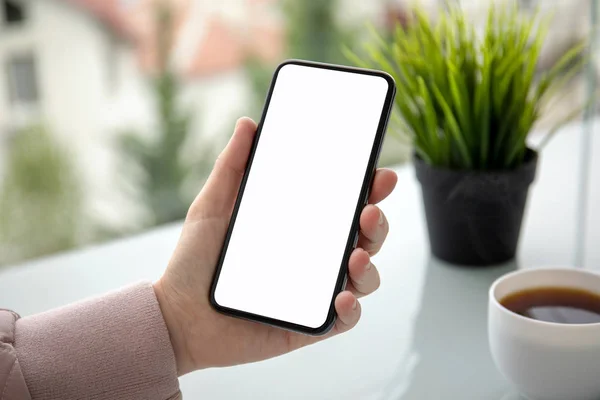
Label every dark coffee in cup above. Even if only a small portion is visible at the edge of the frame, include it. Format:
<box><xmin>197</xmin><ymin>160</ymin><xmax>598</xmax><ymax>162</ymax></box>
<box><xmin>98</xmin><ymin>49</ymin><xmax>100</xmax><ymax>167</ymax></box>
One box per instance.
<box><xmin>489</xmin><ymin>268</ymin><xmax>600</xmax><ymax>400</ymax></box>
<box><xmin>500</xmin><ymin>287</ymin><xmax>600</xmax><ymax>324</ymax></box>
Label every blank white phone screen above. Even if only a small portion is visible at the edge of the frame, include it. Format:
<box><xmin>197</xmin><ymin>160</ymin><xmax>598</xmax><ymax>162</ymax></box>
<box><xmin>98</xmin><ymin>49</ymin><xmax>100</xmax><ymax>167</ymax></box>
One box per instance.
<box><xmin>214</xmin><ymin>63</ymin><xmax>390</xmax><ymax>329</ymax></box>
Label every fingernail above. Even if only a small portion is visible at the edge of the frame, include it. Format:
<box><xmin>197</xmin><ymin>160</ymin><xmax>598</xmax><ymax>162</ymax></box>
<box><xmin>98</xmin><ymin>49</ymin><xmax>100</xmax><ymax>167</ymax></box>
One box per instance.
<box><xmin>378</xmin><ymin>210</ymin><xmax>384</xmax><ymax>225</ymax></box>
<box><xmin>352</xmin><ymin>298</ymin><xmax>358</xmax><ymax>310</ymax></box>
<box><xmin>234</xmin><ymin>118</ymin><xmax>242</xmax><ymax>130</ymax></box>
<box><xmin>366</xmin><ymin>261</ymin><xmax>372</xmax><ymax>271</ymax></box>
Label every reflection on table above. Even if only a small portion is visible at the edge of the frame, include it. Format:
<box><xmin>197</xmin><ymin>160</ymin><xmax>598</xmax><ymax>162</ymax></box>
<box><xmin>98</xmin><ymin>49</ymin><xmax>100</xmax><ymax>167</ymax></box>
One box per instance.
<box><xmin>0</xmin><ymin>121</ymin><xmax>598</xmax><ymax>399</ymax></box>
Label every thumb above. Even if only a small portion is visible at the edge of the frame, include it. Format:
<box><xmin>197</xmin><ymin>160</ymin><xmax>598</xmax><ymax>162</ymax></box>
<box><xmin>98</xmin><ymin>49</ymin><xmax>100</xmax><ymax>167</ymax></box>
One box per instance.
<box><xmin>188</xmin><ymin>117</ymin><xmax>257</xmax><ymax>221</ymax></box>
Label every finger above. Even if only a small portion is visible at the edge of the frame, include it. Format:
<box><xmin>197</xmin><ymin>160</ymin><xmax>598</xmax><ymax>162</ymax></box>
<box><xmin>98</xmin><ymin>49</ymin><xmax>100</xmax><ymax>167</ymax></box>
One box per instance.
<box><xmin>188</xmin><ymin>117</ymin><xmax>257</xmax><ymax>220</ymax></box>
<box><xmin>283</xmin><ymin>291</ymin><xmax>361</xmax><ymax>351</ymax></box>
<box><xmin>347</xmin><ymin>248</ymin><xmax>380</xmax><ymax>297</ymax></box>
<box><xmin>357</xmin><ymin>205</ymin><xmax>389</xmax><ymax>255</ymax></box>
<box><xmin>332</xmin><ymin>291</ymin><xmax>361</xmax><ymax>334</ymax></box>
<box><xmin>368</xmin><ymin>169</ymin><xmax>398</xmax><ymax>204</ymax></box>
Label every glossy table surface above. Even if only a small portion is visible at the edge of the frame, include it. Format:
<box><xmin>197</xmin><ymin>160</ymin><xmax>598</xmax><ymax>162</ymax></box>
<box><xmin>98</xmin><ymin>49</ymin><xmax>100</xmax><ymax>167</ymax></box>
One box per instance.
<box><xmin>1</xmin><ymin>121</ymin><xmax>598</xmax><ymax>399</ymax></box>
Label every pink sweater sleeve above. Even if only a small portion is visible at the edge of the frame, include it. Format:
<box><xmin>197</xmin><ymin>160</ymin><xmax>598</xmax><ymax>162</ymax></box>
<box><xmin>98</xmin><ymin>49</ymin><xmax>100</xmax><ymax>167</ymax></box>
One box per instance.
<box><xmin>9</xmin><ymin>283</ymin><xmax>181</xmax><ymax>400</ymax></box>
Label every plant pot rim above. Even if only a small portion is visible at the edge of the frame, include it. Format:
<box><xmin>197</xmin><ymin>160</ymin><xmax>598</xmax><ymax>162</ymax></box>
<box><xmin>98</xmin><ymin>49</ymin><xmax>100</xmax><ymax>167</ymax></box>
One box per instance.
<box><xmin>413</xmin><ymin>147</ymin><xmax>538</xmax><ymax>176</ymax></box>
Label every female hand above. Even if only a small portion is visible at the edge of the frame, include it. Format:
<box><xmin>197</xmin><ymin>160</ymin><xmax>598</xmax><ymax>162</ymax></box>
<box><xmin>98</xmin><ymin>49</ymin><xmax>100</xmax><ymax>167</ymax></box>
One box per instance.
<box><xmin>154</xmin><ymin>117</ymin><xmax>398</xmax><ymax>375</ymax></box>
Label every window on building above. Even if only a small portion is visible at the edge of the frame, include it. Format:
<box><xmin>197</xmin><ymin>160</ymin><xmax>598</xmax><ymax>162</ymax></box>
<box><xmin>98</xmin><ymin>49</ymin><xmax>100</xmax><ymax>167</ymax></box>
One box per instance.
<box><xmin>6</xmin><ymin>54</ymin><xmax>39</xmax><ymax>105</ymax></box>
<box><xmin>3</xmin><ymin>0</ymin><xmax>26</xmax><ymax>25</ymax></box>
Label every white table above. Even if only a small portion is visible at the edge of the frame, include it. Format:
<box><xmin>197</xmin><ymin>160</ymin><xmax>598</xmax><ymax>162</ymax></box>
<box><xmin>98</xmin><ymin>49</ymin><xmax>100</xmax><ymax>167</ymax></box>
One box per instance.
<box><xmin>0</xmin><ymin>121</ymin><xmax>598</xmax><ymax>399</ymax></box>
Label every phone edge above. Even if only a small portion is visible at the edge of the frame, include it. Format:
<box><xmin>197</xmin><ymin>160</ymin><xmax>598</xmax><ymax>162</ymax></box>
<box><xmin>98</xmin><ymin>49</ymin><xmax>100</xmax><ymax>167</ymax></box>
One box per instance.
<box><xmin>209</xmin><ymin>59</ymin><xmax>397</xmax><ymax>336</ymax></box>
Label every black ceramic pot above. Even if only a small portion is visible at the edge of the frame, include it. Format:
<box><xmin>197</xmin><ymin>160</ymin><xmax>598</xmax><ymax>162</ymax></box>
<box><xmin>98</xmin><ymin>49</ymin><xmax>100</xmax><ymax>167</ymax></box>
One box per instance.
<box><xmin>414</xmin><ymin>150</ymin><xmax>538</xmax><ymax>266</ymax></box>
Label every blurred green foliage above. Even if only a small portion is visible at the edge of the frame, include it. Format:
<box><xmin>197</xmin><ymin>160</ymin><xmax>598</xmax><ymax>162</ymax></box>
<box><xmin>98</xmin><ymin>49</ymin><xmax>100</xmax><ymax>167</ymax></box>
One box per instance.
<box><xmin>117</xmin><ymin>2</ymin><xmax>212</xmax><ymax>227</ymax></box>
<box><xmin>0</xmin><ymin>126</ymin><xmax>83</xmax><ymax>266</ymax></box>
<box><xmin>348</xmin><ymin>2</ymin><xmax>586</xmax><ymax>169</ymax></box>
<box><xmin>283</xmin><ymin>0</ymin><xmax>355</xmax><ymax>64</ymax></box>
<box><xmin>245</xmin><ymin>0</ymin><xmax>356</xmax><ymax>119</ymax></box>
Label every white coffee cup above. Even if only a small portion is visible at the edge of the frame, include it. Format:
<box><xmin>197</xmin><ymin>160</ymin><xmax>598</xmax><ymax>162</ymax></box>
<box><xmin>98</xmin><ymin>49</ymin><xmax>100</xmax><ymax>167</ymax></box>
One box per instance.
<box><xmin>488</xmin><ymin>268</ymin><xmax>600</xmax><ymax>400</ymax></box>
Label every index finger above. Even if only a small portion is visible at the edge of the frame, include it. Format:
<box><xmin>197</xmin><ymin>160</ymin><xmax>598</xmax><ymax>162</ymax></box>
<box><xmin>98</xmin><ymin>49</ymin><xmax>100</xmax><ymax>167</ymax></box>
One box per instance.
<box><xmin>368</xmin><ymin>169</ymin><xmax>398</xmax><ymax>204</ymax></box>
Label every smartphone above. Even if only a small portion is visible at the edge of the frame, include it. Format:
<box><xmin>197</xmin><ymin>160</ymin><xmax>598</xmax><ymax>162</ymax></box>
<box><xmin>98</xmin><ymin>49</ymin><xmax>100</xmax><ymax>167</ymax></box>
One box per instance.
<box><xmin>210</xmin><ymin>60</ymin><xmax>396</xmax><ymax>335</ymax></box>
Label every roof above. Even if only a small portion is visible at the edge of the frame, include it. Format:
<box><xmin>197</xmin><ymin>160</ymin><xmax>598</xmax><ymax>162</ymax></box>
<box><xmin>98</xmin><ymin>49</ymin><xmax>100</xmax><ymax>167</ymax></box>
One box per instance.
<box><xmin>186</xmin><ymin>18</ymin><xmax>245</xmax><ymax>77</ymax></box>
<box><xmin>128</xmin><ymin>0</ymin><xmax>192</xmax><ymax>75</ymax></box>
<box><xmin>185</xmin><ymin>17</ymin><xmax>284</xmax><ymax>78</ymax></box>
<box><xmin>62</xmin><ymin>0</ymin><xmax>134</xmax><ymax>40</ymax></box>
<box><xmin>79</xmin><ymin>0</ymin><xmax>285</xmax><ymax>78</ymax></box>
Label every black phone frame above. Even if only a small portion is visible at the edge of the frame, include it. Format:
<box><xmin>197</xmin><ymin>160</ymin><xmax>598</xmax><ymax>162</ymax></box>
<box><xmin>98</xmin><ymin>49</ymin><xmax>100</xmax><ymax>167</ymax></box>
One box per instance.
<box><xmin>209</xmin><ymin>59</ymin><xmax>396</xmax><ymax>336</ymax></box>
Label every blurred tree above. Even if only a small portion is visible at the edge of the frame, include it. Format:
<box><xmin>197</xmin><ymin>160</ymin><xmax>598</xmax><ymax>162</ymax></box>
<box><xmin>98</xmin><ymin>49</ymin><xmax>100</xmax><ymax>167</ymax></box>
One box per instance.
<box><xmin>283</xmin><ymin>0</ymin><xmax>354</xmax><ymax>64</ymax></box>
<box><xmin>0</xmin><ymin>126</ymin><xmax>83</xmax><ymax>266</ymax></box>
<box><xmin>118</xmin><ymin>2</ymin><xmax>212</xmax><ymax>227</ymax></box>
<box><xmin>245</xmin><ymin>0</ymin><xmax>357</xmax><ymax>119</ymax></box>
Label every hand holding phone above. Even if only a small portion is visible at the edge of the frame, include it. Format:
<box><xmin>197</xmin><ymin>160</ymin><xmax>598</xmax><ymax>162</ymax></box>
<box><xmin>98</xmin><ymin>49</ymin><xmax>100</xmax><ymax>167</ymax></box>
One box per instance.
<box><xmin>153</xmin><ymin>61</ymin><xmax>397</xmax><ymax>375</ymax></box>
<box><xmin>211</xmin><ymin>61</ymin><xmax>396</xmax><ymax>334</ymax></box>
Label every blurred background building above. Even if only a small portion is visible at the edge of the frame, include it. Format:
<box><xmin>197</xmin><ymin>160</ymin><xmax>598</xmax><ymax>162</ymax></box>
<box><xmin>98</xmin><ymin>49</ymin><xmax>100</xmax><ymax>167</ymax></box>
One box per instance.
<box><xmin>0</xmin><ymin>0</ymin><xmax>594</xmax><ymax>266</ymax></box>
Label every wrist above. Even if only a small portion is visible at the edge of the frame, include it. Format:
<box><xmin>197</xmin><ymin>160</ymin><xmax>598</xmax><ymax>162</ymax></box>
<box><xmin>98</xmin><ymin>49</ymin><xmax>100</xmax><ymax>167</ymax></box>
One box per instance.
<box><xmin>153</xmin><ymin>279</ymin><xmax>195</xmax><ymax>376</ymax></box>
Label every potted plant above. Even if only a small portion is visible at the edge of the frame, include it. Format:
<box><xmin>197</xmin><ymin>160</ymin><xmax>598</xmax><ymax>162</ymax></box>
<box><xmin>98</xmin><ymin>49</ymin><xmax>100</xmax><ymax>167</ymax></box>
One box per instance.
<box><xmin>346</xmin><ymin>3</ymin><xmax>585</xmax><ymax>266</ymax></box>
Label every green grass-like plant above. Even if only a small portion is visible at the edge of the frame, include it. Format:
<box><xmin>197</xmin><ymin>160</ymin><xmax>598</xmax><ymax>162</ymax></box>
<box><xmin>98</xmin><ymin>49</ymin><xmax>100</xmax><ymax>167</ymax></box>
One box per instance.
<box><xmin>0</xmin><ymin>125</ymin><xmax>83</xmax><ymax>266</ymax></box>
<box><xmin>345</xmin><ymin>2</ymin><xmax>586</xmax><ymax>170</ymax></box>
